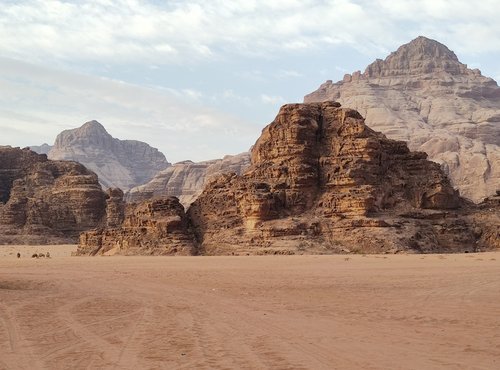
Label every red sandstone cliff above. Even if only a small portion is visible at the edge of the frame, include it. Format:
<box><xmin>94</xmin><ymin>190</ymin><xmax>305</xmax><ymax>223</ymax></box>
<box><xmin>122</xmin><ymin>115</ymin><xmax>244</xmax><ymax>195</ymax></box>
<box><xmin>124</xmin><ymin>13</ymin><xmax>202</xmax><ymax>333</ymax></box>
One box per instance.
<box><xmin>0</xmin><ymin>146</ymin><xmax>107</xmax><ymax>244</ymax></box>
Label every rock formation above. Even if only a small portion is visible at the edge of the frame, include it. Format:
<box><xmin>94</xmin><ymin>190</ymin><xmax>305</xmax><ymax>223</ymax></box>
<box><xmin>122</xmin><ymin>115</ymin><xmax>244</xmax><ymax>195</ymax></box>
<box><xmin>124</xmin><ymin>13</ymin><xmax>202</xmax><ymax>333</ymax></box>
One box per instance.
<box><xmin>304</xmin><ymin>36</ymin><xmax>500</xmax><ymax>203</ymax></box>
<box><xmin>77</xmin><ymin>195</ymin><xmax>196</xmax><ymax>256</ymax></box>
<box><xmin>126</xmin><ymin>152</ymin><xmax>250</xmax><ymax>207</ymax></box>
<box><xmin>0</xmin><ymin>146</ymin><xmax>107</xmax><ymax>244</ymax></box>
<box><xmin>47</xmin><ymin>120</ymin><xmax>170</xmax><ymax>190</ymax></box>
<box><xmin>187</xmin><ymin>102</ymin><xmax>499</xmax><ymax>255</ymax></box>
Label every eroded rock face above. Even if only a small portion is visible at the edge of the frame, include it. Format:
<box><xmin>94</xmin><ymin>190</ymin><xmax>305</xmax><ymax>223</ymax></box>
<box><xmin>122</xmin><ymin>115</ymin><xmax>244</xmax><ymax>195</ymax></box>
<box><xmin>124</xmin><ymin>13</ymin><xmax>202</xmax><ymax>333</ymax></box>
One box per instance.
<box><xmin>188</xmin><ymin>102</ymin><xmax>497</xmax><ymax>255</ymax></box>
<box><xmin>125</xmin><ymin>152</ymin><xmax>250</xmax><ymax>207</ymax></box>
<box><xmin>304</xmin><ymin>36</ymin><xmax>500</xmax><ymax>202</ymax></box>
<box><xmin>0</xmin><ymin>146</ymin><xmax>107</xmax><ymax>244</ymax></box>
<box><xmin>105</xmin><ymin>188</ymin><xmax>125</xmax><ymax>228</ymax></box>
<box><xmin>77</xmin><ymin>196</ymin><xmax>196</xmax><ymax>256</ymax></box>
<box><xmin>48</xmin><ymin>120</ymin><xmax>170</xmax><ymax>190</ymax></box>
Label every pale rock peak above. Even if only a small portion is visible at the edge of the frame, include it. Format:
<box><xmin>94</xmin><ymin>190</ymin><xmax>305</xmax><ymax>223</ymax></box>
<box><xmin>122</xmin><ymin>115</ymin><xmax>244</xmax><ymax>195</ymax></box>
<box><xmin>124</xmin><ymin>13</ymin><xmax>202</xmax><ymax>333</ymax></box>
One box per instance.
<box><xmin>78</xmin><ymin>120</ymin><xmax>109</xmax><ymax>136</ymax></box>
<box><xmin>364</xmin><ymin>36</ymin><xmax>467</xmax><ymax>77</ymax></box>
<box><xmin>304</xmin><ymin>36</ymin><xmax>500</xmax><ymax>202</ymax></box>
<box><xmin>48</xmin><ymin>120</ymin><xmax>170</xmax><ymax>191</ymax></box>
<box><xmin>391</xmin><ymin>36</ymin><xmax>459</xmax><ymax>62</ymax></box>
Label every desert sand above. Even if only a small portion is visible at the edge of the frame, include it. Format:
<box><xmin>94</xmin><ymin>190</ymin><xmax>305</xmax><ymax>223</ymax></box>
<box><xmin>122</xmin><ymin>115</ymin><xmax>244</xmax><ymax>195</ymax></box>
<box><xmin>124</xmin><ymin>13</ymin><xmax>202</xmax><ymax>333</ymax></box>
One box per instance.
<box><xmin>0</xmin><ymin>245</ymin><xmax>77</xmax><ymax>259</ymax></box>
<box><xmin>1</xmin><ymin>249</ymin><xmax>499</xmax><ymax>369</ymax></box>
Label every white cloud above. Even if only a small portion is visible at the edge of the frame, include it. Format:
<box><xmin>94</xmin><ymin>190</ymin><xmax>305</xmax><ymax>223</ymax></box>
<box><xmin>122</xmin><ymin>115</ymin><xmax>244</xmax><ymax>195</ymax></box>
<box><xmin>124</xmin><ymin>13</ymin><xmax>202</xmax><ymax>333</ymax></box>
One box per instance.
<box><xmin>212</xmin><ymin>89</ymin><xmax>252</xmax><ymax>104</ymax></box>
<box><xmin>277</xmin><ymin>69</ymin><xmax>303</xmax><ymax>78</ymax></box>
<box><xmin>335</xmin><ymin>66</ymin><xmax>349</xmax><ymax>73</ymax></box>
<box><xmin>2</xmin><ymin>0</ymin><xmax>499</xmax><ymax>68</ymax></box>
<box><xmin>261</xmin><ymin>94</ymin><xmax>286</xmax><ymax>105</ymax></box>
<box><xmin>1</xmin><ymin>0</ymin><xmax>500</xmax><ymax>163</ymax></box>
<box><xmin>163</xmin><ymin>88</ymin><xmax>204</xmax><ymax>101</ymax></box>
<box><xmin>0</xmin><ymin>57</ymin><xmax>259</xmax><ymax>162</ymax></box>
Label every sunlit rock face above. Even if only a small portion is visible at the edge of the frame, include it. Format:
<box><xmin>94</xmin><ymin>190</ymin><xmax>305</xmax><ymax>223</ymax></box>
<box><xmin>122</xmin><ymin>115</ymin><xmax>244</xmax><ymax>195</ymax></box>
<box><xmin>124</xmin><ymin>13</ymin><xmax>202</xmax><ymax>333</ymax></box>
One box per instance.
<box><xmin>0</xmin><ymin>146</ymin><xmax>107</xmax><ymax>244</ymax></box>
<box><xmin>305</xmin><ymin>36</ymin><xmax>500</xmax><ymax>203</ymax></box>
<box><xmin>187</xmin><ymin>102</ymin><xmax>496</xmax><ymax>256</ymax></box>
<box><xmin>74</xmin><ymin>102</ymin><xmax>499</xmax><ymax>256</ymax></box>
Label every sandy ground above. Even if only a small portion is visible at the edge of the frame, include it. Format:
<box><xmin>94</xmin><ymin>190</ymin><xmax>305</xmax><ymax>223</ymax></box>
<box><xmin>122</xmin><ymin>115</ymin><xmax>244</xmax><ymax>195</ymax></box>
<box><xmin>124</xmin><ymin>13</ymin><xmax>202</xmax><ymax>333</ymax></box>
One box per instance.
<box><xmin>0</xmin><ymin>245</ymin><xmax>77</xmax><ymax>259</ymax></box>
<box><xmin>0</xmin><ymin>250</ymin><xmax>499</xmax><ymax>370</ymax></box>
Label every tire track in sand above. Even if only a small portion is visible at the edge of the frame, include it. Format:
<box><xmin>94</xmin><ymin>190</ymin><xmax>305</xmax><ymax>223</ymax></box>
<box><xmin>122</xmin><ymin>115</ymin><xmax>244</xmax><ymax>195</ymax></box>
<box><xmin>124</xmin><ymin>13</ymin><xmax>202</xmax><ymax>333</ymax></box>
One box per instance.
<box><xmin>0</xmin><ymin>303</ymin><xmax>46</xmax><ymax>370</ymax></box>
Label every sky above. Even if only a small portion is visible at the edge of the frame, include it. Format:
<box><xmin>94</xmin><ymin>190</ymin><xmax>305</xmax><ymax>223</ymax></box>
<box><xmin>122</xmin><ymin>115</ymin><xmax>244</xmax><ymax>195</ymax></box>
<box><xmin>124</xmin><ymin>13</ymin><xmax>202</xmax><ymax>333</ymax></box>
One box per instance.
<box><xmin>1</xmin><ymin>0</ymin><xmax>500</xmax><ymax>162</ymax></box>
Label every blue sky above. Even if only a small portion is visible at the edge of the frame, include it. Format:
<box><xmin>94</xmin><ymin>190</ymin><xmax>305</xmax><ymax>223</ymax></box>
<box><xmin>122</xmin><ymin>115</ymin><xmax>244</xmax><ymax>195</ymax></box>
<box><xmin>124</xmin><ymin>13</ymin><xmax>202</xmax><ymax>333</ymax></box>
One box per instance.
<box><xmin>1</xmin><ymin>0</ymin><xmax>500</xmax><ymax>162</ymax></box>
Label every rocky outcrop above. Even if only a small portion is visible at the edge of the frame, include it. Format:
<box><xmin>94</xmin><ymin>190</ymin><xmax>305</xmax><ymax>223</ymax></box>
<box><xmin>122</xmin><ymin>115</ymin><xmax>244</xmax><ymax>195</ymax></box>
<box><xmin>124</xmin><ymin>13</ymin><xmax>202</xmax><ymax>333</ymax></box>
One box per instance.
<box><xmin>126</xmin><ymin>152</ymin><xmax>250</xmax><ymax>207</ymax></box>
<box><xmin>0</xmin><ymin>146</ymin><xmax>107</xmax><ymax>244</ymax></box>
<box><xmin>188</xmin><ymin>102</ymin><xmax>498</xmax><ymax>255</ymax></box>
<box><xmin>105</xmin><ymin>188</ymin><xmax>125</xmax><ymax>228</ymax></box>
<box><xmin>468</xmin><ymin>194</ymin><xmax>500</xmax><ymax>249</ymax></box>
<box><xmin>77</xmin><ymin>196</ymin><xmax>196</xmax><ymax>256</ymax></box>
<box><xmin>48</xmin><ymin>120</ymin><xmax>170</xmax><ymax>190</ymax></box>
<box><xmin>304</xmin><ymin>36</ymin><xmax>500</xmax><ymax>203</ymax></box>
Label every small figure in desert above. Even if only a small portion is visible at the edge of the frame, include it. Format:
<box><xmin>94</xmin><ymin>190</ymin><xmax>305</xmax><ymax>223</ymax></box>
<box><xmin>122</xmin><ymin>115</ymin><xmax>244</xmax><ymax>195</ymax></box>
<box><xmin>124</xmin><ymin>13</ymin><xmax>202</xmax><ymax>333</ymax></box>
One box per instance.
<box><xmin>17</xmin><ymin>252</ymin><xmax>21</xmax><ymax>258</ymax></box>
<box><xmin>38</xmin><ymin>253</ymin><xmax>45</xmax><ymax>258</ymax></box>
<box><xmin>46</xmin><ymin>252</ymin><xmax>51</xmax><ymax>258</ymax></box>
<box><xmin>32</xmin><ymin>253</ymin><xmax>38</xmax><ymax>258</ymax></box>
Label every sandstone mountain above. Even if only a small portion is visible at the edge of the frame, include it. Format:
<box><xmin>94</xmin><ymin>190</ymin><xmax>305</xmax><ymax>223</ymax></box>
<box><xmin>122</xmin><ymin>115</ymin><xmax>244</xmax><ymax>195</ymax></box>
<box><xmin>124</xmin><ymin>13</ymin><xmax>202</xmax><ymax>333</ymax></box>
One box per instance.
<box><xmin>126</xmin><ymin>152</ymin><xmax>250</xmax><ymax>207</ymax></box>
<box><xmin>78</xmin><ymin>103</ymin><xmax>499</xmax><ymax>256</ymax></box>
<box><xmin>304</xmin><ymin>36</ymin><xmax>500</xmax><ymax>203</ymax></box>
<box><xmin>47</xmin><ymin>120</ymin><xmax>170</xmax><ymax>190</ymax></box>
<box><xmin>0</xmin><ymin>146</ymin><xmax>107</xmax><ymax>244</ymax></box>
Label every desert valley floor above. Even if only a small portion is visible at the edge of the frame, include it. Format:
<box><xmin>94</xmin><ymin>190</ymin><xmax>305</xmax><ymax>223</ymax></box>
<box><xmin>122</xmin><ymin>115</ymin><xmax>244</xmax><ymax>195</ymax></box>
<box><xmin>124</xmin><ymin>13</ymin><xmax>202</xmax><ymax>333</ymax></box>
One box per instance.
<box><xmin>1</xmin><ymin>247</ymin><xmax>499</xmax><ymax>369</ymax></box>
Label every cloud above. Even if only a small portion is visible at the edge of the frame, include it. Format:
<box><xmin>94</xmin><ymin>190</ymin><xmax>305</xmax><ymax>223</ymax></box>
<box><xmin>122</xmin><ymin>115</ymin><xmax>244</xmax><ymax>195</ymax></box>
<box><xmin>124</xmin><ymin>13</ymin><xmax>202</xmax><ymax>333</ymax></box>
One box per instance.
<box><xmin>277</xmin><ymin>69</ymin><xmax>303</xmax><ymax>78</ymax></box>
<box><xmin>163</xmin><ymin>88</ymin><xmax>204</xmax><ymax>101</ymax></box>
<box><xmin>0</xmin><ymin>57</ymin><xmax>259</xmax><ymax>162</ymax></box>
<box><xmin>211</xmin><ymin>89</ymin><xmax>252</xmax><ymax>104</ymax></box>
<box><xmin>1</xmin><ymin>0</ymin><xmax>500</xmax><ymax>164</ymax></box>
<box><xmin>261</xmin><ymin>94</ymin><xmax>286</xmax><ymax>105</ymax></box>
<box><xmin>2</xmin><ymin>0</ymin><xmax>500</xmax><ymax>68</ymax></box>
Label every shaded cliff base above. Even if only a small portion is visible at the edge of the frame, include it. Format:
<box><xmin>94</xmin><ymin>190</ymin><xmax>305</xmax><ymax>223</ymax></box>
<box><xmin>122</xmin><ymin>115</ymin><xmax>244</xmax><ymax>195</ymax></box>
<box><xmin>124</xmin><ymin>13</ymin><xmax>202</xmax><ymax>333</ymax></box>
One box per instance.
<box><xmin>77</xmin><ymin>194</ymin><xmax>499</xmax><ymax>256</ymax></box>
<box><xmin>188</xmin><ymin>190</ymin><xmax>499</xmax><ymax>256</ymax></box>
<box><xmin>78</xmin><ymin>196</ymin><xmax>196</xmax><ymax>256</ymax></box>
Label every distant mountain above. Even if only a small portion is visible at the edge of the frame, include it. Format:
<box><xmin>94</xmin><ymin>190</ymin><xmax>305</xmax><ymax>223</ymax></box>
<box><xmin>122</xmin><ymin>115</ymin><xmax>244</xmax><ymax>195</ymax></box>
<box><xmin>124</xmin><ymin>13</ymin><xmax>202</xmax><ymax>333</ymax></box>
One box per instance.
<box><xmin>29</xmin><ymin>143</ymin><xmax>52</xmax><ymax>155</ymax></box>
<box><xmin>126</xmin><ymin>152</ymin><xmax>251</xmax><ymax>207</ymax></box>
<box><xmin>305</xmin><ymin>36</ymin><xmax>500</xmax><ymax>202</ymax></box>
<box><xmin>47</xmin><ymin>120</ymin><xmax>170</xmax><ymax>190</ymax></box>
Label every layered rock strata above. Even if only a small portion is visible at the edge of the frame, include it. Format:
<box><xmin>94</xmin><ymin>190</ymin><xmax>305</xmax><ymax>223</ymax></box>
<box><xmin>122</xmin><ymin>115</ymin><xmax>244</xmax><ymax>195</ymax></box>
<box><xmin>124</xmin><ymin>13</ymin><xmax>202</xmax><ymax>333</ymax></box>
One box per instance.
<box><xmin>187</xmin><ymin>102</ymin><xmax>498</xmax><ymax>255</ymax></box>
<box><xmin>0</xmin><ymin>146</ymin><xmax>107</xmax><ymax>244</ymax></box>
<box><xmin>48</xmin><ymin>120</ymin><xmax>170</xmax><ymax>190</ymax></box>
<box><xmin>126</xmin><ymin>152</ymin><xmax>250</xmax><ymax>207</ymax></box>
<box><xmin>304</xmin><ymin>36</ymin><xmax>500</xmax><ymax>202</ymax></box>
<box><xmin>78</xmin><ymin>195</ymin><xmax>196</xmax><ymax>256</ymax></box>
